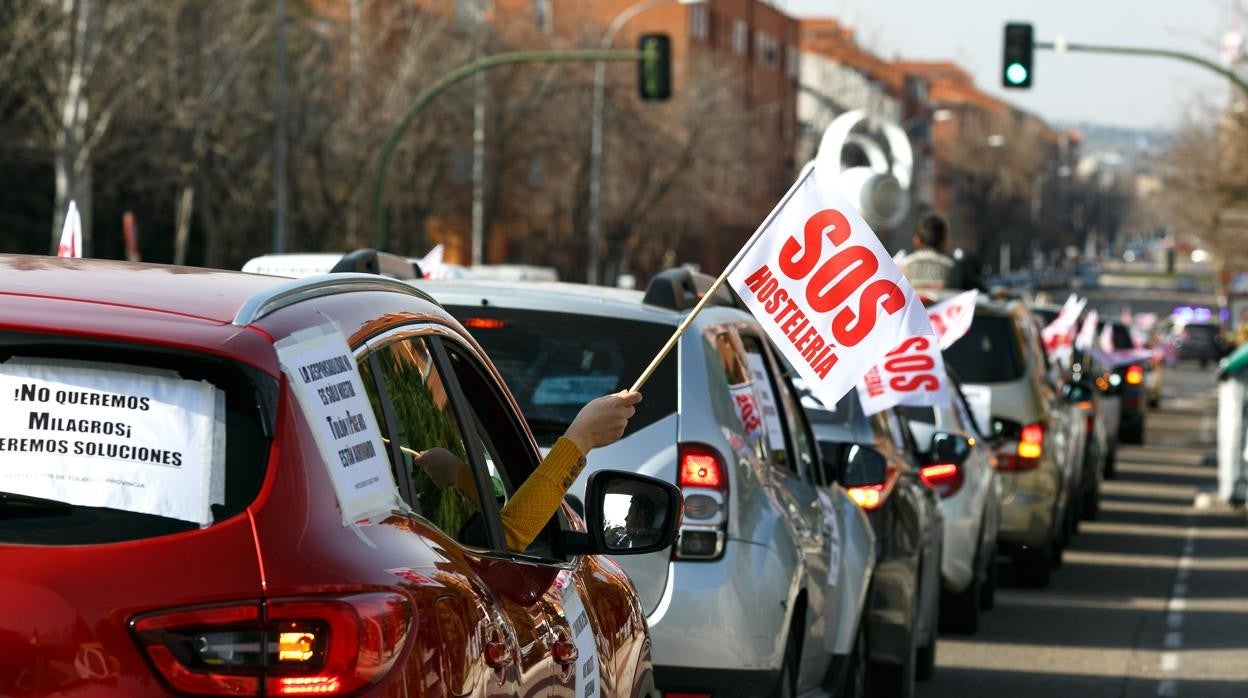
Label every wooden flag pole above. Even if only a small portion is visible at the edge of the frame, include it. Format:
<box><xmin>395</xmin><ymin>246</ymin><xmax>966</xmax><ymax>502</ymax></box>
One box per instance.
<box><xmin>630</xmin><ymin>164</ymin><xmax>817</xmax><ymax>393</ymax></box>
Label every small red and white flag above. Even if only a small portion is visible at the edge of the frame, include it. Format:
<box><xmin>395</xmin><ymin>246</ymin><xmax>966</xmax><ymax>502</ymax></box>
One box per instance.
<box><xmin>726</xmin><ymin>162</ymin><xmax>933</xmax><ymax>409</ymax></box>
<box><xmin>1041</xmin><ymin>294</ymin><xmax>1085</xmax><ymax>366</ymax></box>
<box><xmin>416</xmin><ymin>243</ymin><xmax>445</xmax><ymax>279</ymax></box>
<box><xmin>57</xmin><ymin>201</ymin><xmax>82</xmax><ymax>258</ymax></box>
<box><xmin>1075</xmin><ymin>309</ymin><xmax>1099</xmax><ymax>352</ymax></box>
<box><xmin>857</xmin><ymin>334</ymin><xmax>949</xmax><ymax>416</ymax></box>
<box><xmin>1099</xmin><ymin>323</ymin><xmax>1115</xmax><ymax>354</ymax></box>
<box><xmin>926</xmin><ymin>289</ymin><xmax>978</xmax><ymax>350</ymax></box>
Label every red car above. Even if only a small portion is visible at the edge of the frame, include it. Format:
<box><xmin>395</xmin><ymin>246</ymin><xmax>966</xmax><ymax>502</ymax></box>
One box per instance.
<box><xmin>0</xmin><ymin>254</ymin><xmax>678</xmax><ymax>697</ymax></box>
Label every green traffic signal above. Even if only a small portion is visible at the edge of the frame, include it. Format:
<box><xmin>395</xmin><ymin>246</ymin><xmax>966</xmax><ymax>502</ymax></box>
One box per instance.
<box><xmin>1002</xmin><ymin>23</ymin><xmax>1034</xmax><ymax>88</ymax></box>
<box><xmin>638</xmin><ymin>34</ymin><xmax>671</xmax><ymax>101</ymax></box>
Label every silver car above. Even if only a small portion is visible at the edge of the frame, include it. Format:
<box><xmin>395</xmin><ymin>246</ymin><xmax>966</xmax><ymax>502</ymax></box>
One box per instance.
<box><xmin>422</xmin><ymin>269</ymin><xmax>876</xmax><ymax>697</ymax></box>
<box><xmin>896</xmin><ymin>368</ymin><xmax>1002</xmax><ymax>634</ymax></box>
<box><xmin>942</xmin><ymin>297</ymin><xmax>1082</xmax><ymax>587</ymax></box>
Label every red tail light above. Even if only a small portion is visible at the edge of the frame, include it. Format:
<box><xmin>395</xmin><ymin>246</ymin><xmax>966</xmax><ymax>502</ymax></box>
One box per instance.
<box><xmin>463</xmin><ymin>317</ymin><xmax>506</xmax><ymax>330</ymax></box>
<box><xmin>919</xmin><ymin>462</ymin><xmax>964</xmax><ymax>498</ymax></box>
<box><xmin>679</xmin><ymin>443</ymin><xmax>725</xmax><ymax>489</ymax></box>
<box><xmin>132</xmin><ymin>593</ymin><xmax>411</xmax><ymax>696</ymax></box>
<box><xmin>1126</xmin><ymin>364</ymin><xmax>1144</xmax><ymax>385</ymax></box>
<box><xmin>996</xmin><ymin>421</ymin><xmax>1044</xmax><ymax>471</ymax></box>
<box><xmin>1079</xmin><ymin>400</ymin><xmax>1096</xmax><ymax>436</ymax></box>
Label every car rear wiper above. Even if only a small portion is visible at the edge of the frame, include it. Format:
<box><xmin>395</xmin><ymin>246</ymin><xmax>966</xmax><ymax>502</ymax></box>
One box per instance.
<box><xmin>0</xmin><ymin>491</ymin><xmax>74</xmax><ymax>518</ymax></box>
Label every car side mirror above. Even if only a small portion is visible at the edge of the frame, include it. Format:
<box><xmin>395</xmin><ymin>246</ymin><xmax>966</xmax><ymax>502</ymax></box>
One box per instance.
<box><xmin>838</xmin><ymin>443</ymin><xmax>890</xmax><ymax>487</ymax></box>
<box><xmin>579</xmin><ymin>470</ymin><xmax>682</xmax><ymax>555</ymax></box>
<box><xmin>925</xmin><ymin>431</ymin><xmax>972</xmax><ymax>466</ymax></box>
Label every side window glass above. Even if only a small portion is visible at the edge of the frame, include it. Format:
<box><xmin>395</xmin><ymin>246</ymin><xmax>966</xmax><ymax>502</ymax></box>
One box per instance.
<box><xmin>362</xmin><ymin>337</ymin><xmax>490</xmax><ymax>550</ymax></box>
<box><xmin>770</xmin><ymin>355</ymin><xmax>820</xmax><ymax>485</ymax></box>
<box><xmin>710</xmin><ymin>331</ymin><xmax>767</xmax><ymax>458</ymax></box>
<box><xmin>443</xmin><ymin>340</ymin><xmax>566</xmax><ymax>558</ymax></box>
<box><xmin>739</xmin><ymin>335</ymin><xmax>792</xmax><ymax>470</ymax></box>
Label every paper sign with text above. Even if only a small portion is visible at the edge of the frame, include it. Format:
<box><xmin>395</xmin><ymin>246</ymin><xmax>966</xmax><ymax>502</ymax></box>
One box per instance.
<box><xmin>726</xmin><ymin>166</ymin><xmax>933</xmax><ymax>409</ymax></box>
<box><xmin>0</xmin><ymin>359</ymin><xmax>219</xmax><ymax>525</ymax></box>
<box><xmin>275</xmin><ymin>326</ymin><xmax>401</xmax><ymax>526</ymax></box>
<box><xmin>744</xmin><ymin>352</ymin><xmax>787</xmax><ymax>451</ymax></box>
<box><xmin>856</xmin><ymin>335</ymin><xmax>950</xmax><ymax>416</ymax></box>
<box><xmin>728</xmin><ymin>382</ymin><xmax>765</xmax><ymax>445</ymax></box>
<box><xmin>554</xmin><ymin>570</ymin><xmax>601</xmax><ymax>698</ymax></box>
<box><xmin>926</xmin><ymin>289</ymin><xmax>978</xmax><ymax>349</ymax></box>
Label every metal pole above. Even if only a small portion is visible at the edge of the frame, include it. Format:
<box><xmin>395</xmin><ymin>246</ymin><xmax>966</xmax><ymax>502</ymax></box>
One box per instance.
<box><xmin>272</xmin><ymin>0</ymin><xmax>289</xmax><ymax>253</ymax></box>
<box><xmin>1037</xmin><ymin>40</ymin><xmax>1248</xmax><ymax>97</ymax></box>
<box><xmin>371</xmin><ymin>49</ymin><xmax>642</xmax><ymax>251</ymax></box>
<box><xmin>587</xmin><ymin>0</ymin><xmax>680</xmax><ymax>285</ymax></box>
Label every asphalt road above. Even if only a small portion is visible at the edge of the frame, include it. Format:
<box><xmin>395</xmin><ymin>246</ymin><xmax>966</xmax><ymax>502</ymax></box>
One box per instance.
<box><xmin>919</xmin><ymin>364</ymin><xmax>1248</xmax><ymax>698</ymax></box>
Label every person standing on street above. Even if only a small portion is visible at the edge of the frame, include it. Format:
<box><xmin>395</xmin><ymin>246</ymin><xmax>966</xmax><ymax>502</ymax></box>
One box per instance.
<box><xmin>900</xmin><ymin>213</ymin><xmax>962</xmax><ymax>291</ymax></box>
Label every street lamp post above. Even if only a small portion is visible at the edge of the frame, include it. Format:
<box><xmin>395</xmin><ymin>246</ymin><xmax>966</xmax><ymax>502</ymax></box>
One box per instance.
<box><xmin>586</xmin><ymin>0</ymin><xmax>702</xmax><ymax>285</ymax></box>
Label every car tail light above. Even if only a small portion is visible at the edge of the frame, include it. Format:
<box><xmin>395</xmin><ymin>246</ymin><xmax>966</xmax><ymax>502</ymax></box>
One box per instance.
<box><xmin>1126</xmin><ymin>364</ymin><xmax>1144</xmax><ymax>385</ymax></box>
<box><xmin>919</xmin><ymin>462</ymin><xmax>964</xmax><ymax>498</ymax></box>
<box><xmin>680</xmin><ymin>444</ymin><xmax>725</xmax><ymax>489</ymax></box>
<box><xmin>845</xmin><ymin>465</ymin><xmax>899</xmax><ymax>511</ymax></box>
<box><xmin>132</xmin><ymin>593</ymin><xmax>412</xmax><ymax>696</ymax></box>
<box><xmin>1079</xmin><ymin>400</ymin><xmax>1096</xmax><ymax>436</ymax></box>
<box><xmin>995</xmin><ymin>420</ymin><xmax>1044</xmax><ymax>471</ymax></box>
<box><xmin>675</xmin><ymin>443</ymin><xmax>728</xmax><ymax>560</ymax></box>
<box><xmin>463</xmin><ymin>317</ymin><xmax>506</xmax><ymax>330</ymax></box>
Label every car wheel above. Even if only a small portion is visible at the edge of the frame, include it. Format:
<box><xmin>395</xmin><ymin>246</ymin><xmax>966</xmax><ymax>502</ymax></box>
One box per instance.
<box><xmin>1081</xmin><ymin>486</ymin><xmax>1101</xmax><ymax>521</ymax></box>
<box><xmin>771</xmin><ymin>623</ymin><xmax>799</xmax><ymax>698</ymax></box>
<box><xmin>940</xmin><ymin>573</ymin><xmax>981</xmax><ymax>635</ymax></box>
<box><xmin>980</xmin><ymin>549</ymin><xmax>999</xmax><ymax>611</ymax></box>
<box><xmin>1016</xmin><ymin>546</ymin><xmax>1052</xmax><ymax>588</ymax></box>
<box><xmin>867</xmin><ymin>644</ymin><xmax>916</xmax><ymax>698</ymax></box>
<box><xmin>837</xmin><ymin>620</ymin><xmax>868</xmax><ymax>698</ymax></box>
<box><xmin>1103</xmin><ymin>446</ymin><xmax>1117</xmax><ymax>479</ymax></box>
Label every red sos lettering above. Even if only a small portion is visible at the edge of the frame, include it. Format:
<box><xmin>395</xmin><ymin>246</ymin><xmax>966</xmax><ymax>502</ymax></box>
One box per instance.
<box><xmin>778</xmin><ymin>209</ymin><xmax>905</xmax><ymax>347</ymax></box>
<box><xmin>883</xmin><ymin>336</ymin><xmax>940</xmax><ymax>392</ymax></box>
<box><xmin>735</xmin><ymin>393</ymin><xmax>761</xmax><ymax>431</ymax></box>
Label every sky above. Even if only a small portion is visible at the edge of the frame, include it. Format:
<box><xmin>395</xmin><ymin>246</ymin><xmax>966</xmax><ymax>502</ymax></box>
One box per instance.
<box><xmin>784</xmin><ymin>0</ymin><xmax>1236</xmax><ymax>131</ymax></box>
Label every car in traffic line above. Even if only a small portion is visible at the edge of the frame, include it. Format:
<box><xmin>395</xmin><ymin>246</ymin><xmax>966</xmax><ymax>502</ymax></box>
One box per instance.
<box><xmin>801</xmin><ymin>387</ymin><xmax>944</xmax><ymax>698</ymax></box>
<box><xmin>1099</xmin><ymin>319</ymin><xmax>1151</xmax><ymax>444</ymax></box>
<box><xmin>0</xmin><ymin>254</ymin><xmax>678</xmax><ymax>697</ymax></box>
<box><xmin>423</xmin><ymin>269</ymin><xmax>877</xmax><ymax>698</ymax></box>
<box><xmin>943</xmin><ymin>296</ymin><xmax>1081</xmax><ymax>587</ymax></box>
<box><xmin>896</xmin><ymin>367</ymin><xmax>1002</xmax><ymax>636</ymax></box>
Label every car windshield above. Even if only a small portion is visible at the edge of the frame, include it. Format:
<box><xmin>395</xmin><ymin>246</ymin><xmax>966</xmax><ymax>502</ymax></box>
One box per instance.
<box><xmin>444</xmin><ymin>306</ymin><xmax>677</xmax><ymax>445</ymax></box>
<box><xmin>0</xmin><ymin>332</ymin><xmax>275</xmax><ymax>545</ymax></box>
<box><xmin>942</xmin><ymin>314</ymin><xmax>1025</xmax><ymax>383</ymax></box>
<box><xmin>1099</xmin><ymin>322</ymin><xmax>1135</xmax><ymax>349</ymax></box>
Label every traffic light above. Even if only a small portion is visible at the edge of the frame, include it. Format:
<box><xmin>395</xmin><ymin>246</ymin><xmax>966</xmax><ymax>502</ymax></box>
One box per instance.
<box><xmin>1002</xmin><ymin>23</ymin><xmax>1034</xmax><ymax>88</ymax></box>
<box><xmin>638</xmin><ymin>34</ymin><xmax>671</xmax><ymax>101</ymax></box>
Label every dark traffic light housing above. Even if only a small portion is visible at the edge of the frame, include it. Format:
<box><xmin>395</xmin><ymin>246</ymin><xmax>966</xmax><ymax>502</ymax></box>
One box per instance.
<box><xmin>639</xmin><ymin>34</ymin><xmax>671</xmax><ymax>101</ymax></box>
<box><xmin>1002</xmin><ymin>23</ymin><xmax>1034</xmax><ymax>88</ymax></box>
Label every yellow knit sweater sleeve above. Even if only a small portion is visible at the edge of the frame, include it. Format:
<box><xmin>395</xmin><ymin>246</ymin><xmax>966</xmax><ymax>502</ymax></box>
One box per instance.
<box><xmin>452</xmin><ymin>437</ymin><xmax>586</xmax><ymax>553</ymax></box>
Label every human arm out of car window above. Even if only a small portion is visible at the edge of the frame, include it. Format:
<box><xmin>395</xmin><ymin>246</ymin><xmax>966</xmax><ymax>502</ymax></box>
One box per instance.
<box><xmin>413</xmin><ymin>391</ymin><xmax>641</xmax><ymax>553</ymax></box>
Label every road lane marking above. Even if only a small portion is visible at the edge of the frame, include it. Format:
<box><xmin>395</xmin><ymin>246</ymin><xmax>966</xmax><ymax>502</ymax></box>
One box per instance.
<box><xmin>1160</xmin><ymin>652</ymin><xmax>1180</xmax><ymax>672</ymax></box>
<box><xmin>1158</xmin><ymin>679</ymin><xmax>1178</xmax><ymax>696</ymax></box>
<box><xmin>1164</xmin><ymin>631</ymin><xmax>1183</xmax><ymax>649</ymax></box>
<box><xmin>1166</xmin><ymin>612</ymin><xmax>1183</xmax><ymax>630</ymax></box>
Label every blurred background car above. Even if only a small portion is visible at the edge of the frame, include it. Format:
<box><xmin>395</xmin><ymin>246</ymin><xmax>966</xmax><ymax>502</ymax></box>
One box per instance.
<box><xmin>896</xmin><ymin>367</ymin><xmax>1002</xmax><ymax>636</ymax></box>
<box><xmin>801</xmin><ymin>388</ymin><xmax>944</xmax><ymax>698</ymax></box>
<box><xmin>424</xmin><ymin>269</ymin><xmax>877</xmax><ymax>698</ymax></box>
<box><xmin>943</xmin><ymin>297</ymin><xmax>1082</xmax><ymax>587</ymax></box>
<box><xmin>1099</xmin><ymin>319</ymin><xmax>1152</xmax><ymax>443</ymax></box>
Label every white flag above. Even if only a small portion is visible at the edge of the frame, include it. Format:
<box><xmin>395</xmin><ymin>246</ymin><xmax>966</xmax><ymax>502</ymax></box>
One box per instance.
<box><xmin>1041</xmin><ymin>294</ymin><xmax>1085</xmax><ymax>366</ymax></box>
<box><xmin>1075</xmin><ymin>309</ymin><xmax>1099</xmax><ymax>351</ymax></box>
<box><xmin>1099</xmin><ymin>323</ymin><xmax>1115</xmax><ymax>353</ymax></box>
<box><xmin>926</xmin><ymin>289</ymin><xmax>978</xmax><ymax>349</ymax></box>
<box><xmin>416</xmin><ymin>243</ymin><xmax>445</xmax><ymax>279</ymax></box>
<box><xmin>856</xmin><ymin>334</ymin><xmax>950</xmax><ymax>416</ymax></box>
<box><xmin>57</xmin><ymin>201</ymin><xmax>82</xmax><ymax>258</ymax></box>
<box><xmin>727</xmin><ymin>163</ymin><xmax>933</xmax><ymax>409</ymax></box>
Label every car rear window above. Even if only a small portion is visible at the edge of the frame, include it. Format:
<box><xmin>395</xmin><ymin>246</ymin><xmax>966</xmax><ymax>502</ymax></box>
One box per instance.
<box><xmin>444</xmin><ymin>306</ymin><xmax>677</xmax><ymax>445</ymax></box>
<box><xmin>943</xmin><ymin>314</ymin><xmax>1025</xmax><ymax>383</ymax></box>
<box><xmin>1183</xmin><ymin>324</ymin><xmax>1218</xmax><ymax>345</ymax></box>
<box><xmin>1102</xmin><ymin>322</ymin><xmax>1134</xmax><ymax>349</ymax></box>
<box><xmin>0</xmin><ymin>332</ymin><xmax>276</xmax><ymax>545</ymax></box>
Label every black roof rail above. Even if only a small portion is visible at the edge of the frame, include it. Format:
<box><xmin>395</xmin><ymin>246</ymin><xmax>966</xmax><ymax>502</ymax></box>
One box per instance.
<box><xmin>330</xmin><ymin>248</ymin><xmax>421</xmax><ymax>280</ymax></box>
<box><xmin>642</xmin><ymin>267</ymin><xmax>739</xmax><ymax>311</ymax></box>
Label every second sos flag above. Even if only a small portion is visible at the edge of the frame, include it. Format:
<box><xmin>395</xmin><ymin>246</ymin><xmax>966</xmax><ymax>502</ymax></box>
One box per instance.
<box><xmin>727</xmin><ymin>165</ymin><xmax>932</xmax><ymax>409</ymax></box>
